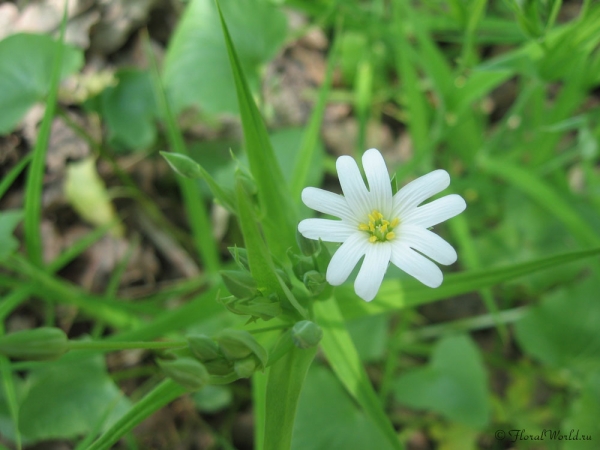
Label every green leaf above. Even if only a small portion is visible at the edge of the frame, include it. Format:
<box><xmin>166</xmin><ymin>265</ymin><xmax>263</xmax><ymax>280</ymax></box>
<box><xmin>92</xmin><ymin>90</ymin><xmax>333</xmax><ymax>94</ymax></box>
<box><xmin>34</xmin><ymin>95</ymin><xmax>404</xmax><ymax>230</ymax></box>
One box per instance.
<box><xmin>87</xmin><ymin>379</ymin><xmax>185</xmax><ymax>450</ymax></box>
<box><xmin>18</xmin><ymin>355</ymin><xmax>130</xmax><ymax>441</ymax></box>
<box><xmin>0</xmin><ymin>33</ymin><xmax>82</xmax><ymax>133</ymax></box>
<box><xmin>218</xmin><ymin>1</ymin><xmax>297</xmax><ymax>258</ymax></box>
<box><xmin>562</xmin><ymin>371</ymin><xmax>600</xmax><ymax>450</ymax></box>
<box><xmin>393</xmin><ymin>335</ymin><xmax>490</xmax><ymax>429</ymax></box>
<box><xmin>99</xmin><ymin>69</ymin><xmax>157</xmax><ymax>150</ymax></box>
<box><xmin>314</xmin><ymin>297</ymin><xmax>403</xmax><ymax>450</ymax></box>
<box><xmin>0</xmin><ymin>210</ymin><xmax>23</xmax><ymax>262</ymax></box>
<box><xmin>515</xmin><ymin>276</ymin><xmax>600</xmax><ymax>372</ymax></box>
<box><xmin>163</xmin><ymin>0</ymin><xmax>286</xmax><ymax>115</ymax></box>
<box><xmin>339</xmin><ymin>247</ymin><xmax>600</xmax><ymax>320</ymax></box>
<box><xmin>292</xmin><ymin>365</ymin><xmax>395</xmax><ymax>450</ymax></box>
<box><xmin>264</xmin><ymin>346</ymin><xmax>317</xmax><ymax>450</ymax></box>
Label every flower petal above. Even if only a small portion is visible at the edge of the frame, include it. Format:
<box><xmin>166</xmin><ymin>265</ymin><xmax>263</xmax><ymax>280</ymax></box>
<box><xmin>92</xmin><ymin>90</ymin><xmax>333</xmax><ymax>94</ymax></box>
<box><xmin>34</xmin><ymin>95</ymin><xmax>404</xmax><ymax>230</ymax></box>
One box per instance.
<box><xmin>301</xmin><ymin>187</ymin><xmax>357</xmax><ymax>224</ymax></box>
<box><xmin>298</xmin><ymin>218</ymin><xmax>357</xmax><ymax>243</ymax></box>
<box><xmin>326</xmin><ymin>232</ymin><xmax>370</xmax><ymax>285</ymax></box>
<box><xmin>337</xmin><ymin>155</ymin><xmax>371</xmax><ymax>220</ymax></box>
<box><xmin>396</xmin><ymin>223</ymin><xmax>457</xmax><ymax>265</ymax></box>
<box><xmin>390</xmin><ymin>242</ymin><xmax>443</xmax><ymax>288</ymax></box>
<box><xmin>354</xmin><ymin>242</ymin><xmax>392</xmax><ymax>302</ymax></box>
<box><xmin>362</xmin><ymin>148</ymin><xmax>392</xmax><ymax>216</ymax></box>
<box><xmin>392</xmin><ymin>170</ymin><xmax>450</xmax><ymax>217</ymax></box>
<box><xmin>402</xmin><ymin>194</ymin><xmax>466</xmax><ymax>228</ymax></box>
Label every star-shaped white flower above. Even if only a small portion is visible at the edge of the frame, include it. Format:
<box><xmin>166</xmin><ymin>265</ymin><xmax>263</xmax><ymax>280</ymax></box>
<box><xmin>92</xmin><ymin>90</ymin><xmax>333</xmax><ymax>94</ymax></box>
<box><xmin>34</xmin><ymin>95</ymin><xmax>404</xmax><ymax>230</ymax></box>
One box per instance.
<box><xmin>298</xmin><ymin>148</ymin><xmax>466</xmax><ymax>302</ymax></box>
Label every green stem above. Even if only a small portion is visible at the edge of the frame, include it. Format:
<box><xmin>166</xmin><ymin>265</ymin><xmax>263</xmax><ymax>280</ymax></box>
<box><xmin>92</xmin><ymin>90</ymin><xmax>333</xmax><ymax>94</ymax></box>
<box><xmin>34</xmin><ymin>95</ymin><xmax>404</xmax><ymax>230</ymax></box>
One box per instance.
<box><xmin>69</xmin><ymin>340</ymin><xmax>187</xmax><ymax>352</ymax></box>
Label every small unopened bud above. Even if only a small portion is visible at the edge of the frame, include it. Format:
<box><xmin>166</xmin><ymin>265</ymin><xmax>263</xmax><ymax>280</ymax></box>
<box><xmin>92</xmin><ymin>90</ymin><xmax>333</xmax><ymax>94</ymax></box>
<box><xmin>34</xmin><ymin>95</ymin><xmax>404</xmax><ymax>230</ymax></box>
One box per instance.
<box><xmin>303</xmin><ymin>270</ymin><xmax>327</xmax><ymax>295</ymax></box>
<box><xmin>188</xmin><ymin>335</ymin><xmax>221</xmax><ymax>361</ymax></box>
<box><xmin>204</xmin><ymin>358</ymin><xmax>234</xmax><ymax>376</ymax></box>
<box><xmin>221</xmin><ymin>270</ymin><xmax>257</xmax><ymax>298</ymax></box>
<box><xmin>160</xmin><ymin>152</ymin><xmax>204</xmax><ymax>179</ymax></box>
<box><xmin>0</xmin><ymin>327</ymin><xmax>68</xmax><ymax>361</ymax></box>
<box><xmin>291</xmin><ymin>320</ymin><xmax>323</xmax><ymax>349</ymax></box>
<box><xmin>158</xmin><ymin>357</ymin><xmax>209</xmax><ymax>391</ymax></box>
<box><xmin>296</xmin><ymin>229</ymin><xmax>320</xmax><ymax>256</ymax></box>
<box><xmin>234</xmin><ymin>356</ymin><xmax>258</xmax><ymax>378</ymax></box>
<box><xmin>215</xmin><ymin>329</ymin><xmax>267</xmax><ymax>368</ymax></box>
<box><xmin>288</xmin><ymin>250</ymin><xmax>315</xmax><ymax>281</ymax></box>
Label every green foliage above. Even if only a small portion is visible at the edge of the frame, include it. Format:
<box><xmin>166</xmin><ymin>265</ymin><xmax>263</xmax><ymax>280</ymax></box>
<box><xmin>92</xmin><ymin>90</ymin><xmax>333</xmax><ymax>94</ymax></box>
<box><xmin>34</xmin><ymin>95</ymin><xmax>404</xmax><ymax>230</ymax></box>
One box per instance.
<box><xmin>163</xmin><ymin>0</ymin><xmax>287</xmax><ymax>115</ymax></box>
<box><xmin>0</xmin><ymin>33</ymin><xmax>82</xmax><ymax>134</ymax></box>
<box><xmin>0</xmin><ymin>211</ymin><xmax>23</xmax><ymax>262</ymax></box>
<box><xmin>393</xmin><ymin>335</ymin><xmax>490</xmax><ymax>429</ymax></box>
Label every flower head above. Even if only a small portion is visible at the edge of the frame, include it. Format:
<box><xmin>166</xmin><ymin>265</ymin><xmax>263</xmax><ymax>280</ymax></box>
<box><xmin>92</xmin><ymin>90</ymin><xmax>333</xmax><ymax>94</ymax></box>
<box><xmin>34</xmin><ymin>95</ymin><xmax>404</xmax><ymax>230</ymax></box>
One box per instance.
<box><xmin>298</xmin><ymin>149</ymin><xmax>466</xmax><ymax>302</ymax></box>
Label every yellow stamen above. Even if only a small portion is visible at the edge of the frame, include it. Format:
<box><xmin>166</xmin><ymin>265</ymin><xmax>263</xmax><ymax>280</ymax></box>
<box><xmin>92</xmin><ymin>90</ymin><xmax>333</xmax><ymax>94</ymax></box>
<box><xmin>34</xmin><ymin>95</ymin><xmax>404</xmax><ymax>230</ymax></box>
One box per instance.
<box><xmin>358</xmin><ymin>224</ymin><xmax>370</xmax><ymax>231</ymax></box>
<box><xmin>369</xmin><ymin>235</ymin><xmax>378</xmax><ymax>243</ymax></box>
<box><xmin>385</xmin><ymin>232</ymin><xmax>395</xmax><ymax>240</ymax></box>
<box><xmin>390</xmin><ymin>218</ymin><xmax>399</xmax><ymax>227</ymax></box>
<box><xmin>357</xmin><ymin>209</ymin><xmax>400</xmax><ymax>243</ymax></box>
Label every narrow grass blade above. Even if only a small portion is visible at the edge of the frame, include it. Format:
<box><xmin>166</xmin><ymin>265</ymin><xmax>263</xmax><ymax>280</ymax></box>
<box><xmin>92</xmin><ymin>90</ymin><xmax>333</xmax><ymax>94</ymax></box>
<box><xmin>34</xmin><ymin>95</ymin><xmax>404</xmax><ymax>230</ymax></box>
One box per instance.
<box><xmin>86</xmin><ymin>379</ymin><xmax>186</xmax><ymax>450</ymax></box>
<box><xmin>252</xmin><ymin>372</ymin><xmax>267</xmax><ymax>450</ymax></box>
<box><xmin>340</xmin><ymin>247</ymin><xmax>600</xmax><ymax>320</ymax></box>
<box><xmin>217</xmin><ymin>1</ymin><xmax>297</xmax><ymax>259</ymax></box>
<box><xmin>264</xmin><ymin>346</ymin><xmax>317</xmax><ymax>450</ymax></box>
<box><xmin>0</xmin><ymin>154</ymin><xmax>31</xmax><ymax>201</ymax></box>
<box><xmin>314</xmin><ymin>297</ymin><xmax>403</xmax><ymax>450</ymax></box>
<box><xmin>23</xmin><ymin>7</ymin><xmax>69</xmax><ymax>267</ymax></box>
<box><xmin>144</xmin><ymin>33</ymin><xmax>220</xmax><ymax>274</ymax></box>
<box><xmin>479</xmin><ymin>156</ymin><xmax>600</xmax><ymax>247</ymax></box>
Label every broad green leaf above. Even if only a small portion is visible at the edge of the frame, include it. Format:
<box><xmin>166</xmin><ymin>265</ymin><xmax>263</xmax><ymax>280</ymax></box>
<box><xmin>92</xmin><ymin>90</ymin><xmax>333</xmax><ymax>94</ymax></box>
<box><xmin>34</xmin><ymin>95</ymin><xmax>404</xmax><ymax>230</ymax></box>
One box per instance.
<box><xmin>218</xmin><ymin>1</ymin><xmax>297</xmax><ymax>259</ymax></box>
<box><xmin>0</xmin><ymin>33</ymin><xmax>82</xmax><ymax>134</ymax></box>
<box><xmin>562</xmin><ymin>371</ymin><xmax>600</xmax><ymax>450</ymax></box>
<box><xmin>292</xmin><ymin>365</ymin><xmax>394</xmax><ymax>450</ymax></box>
<box><xmin>314</xmin><ymin>297</ymin><xmax>403</xmax><ymax>450</ymax></box>
<box><xmin>163</xmin><ymin>0</ymin><xmax>286</xmax><ymax>115</ymax></box>
<box><xmin>264</xmin><ymin>346</ymin><xmax>317</xmax><ymax>450</ymax></box>
<box><xmin>393</xmin><ymin>335</ymin><xmax>490</xmax><ymax>429</ymax></box>
<box><xmin>99</xmin><ymin>69</ymin><xmax>157</xmax><ymax>150</ymax></box>
<box><xmin>339</xmin><ymin>247</ymin><xmax>600</xmax><ymax>320</ymax></box>
<box><xmin>515</xmin><ymin>276</ymin><xmax>600</xmax><ymax>372</ymax></box>
<box><xmin>87</xmin><ymin>379</ymin><xmax>185</xmax><ymax>450</ymax></box>
<box><xmin>18</xmin><ymin>354</ymin><xmax>130</xmax><ymax>441</ymax></box>
<box><xmin>192</xmin><ymin>385</ymin><xmax>233</xmax><ymax>413</ymax></box>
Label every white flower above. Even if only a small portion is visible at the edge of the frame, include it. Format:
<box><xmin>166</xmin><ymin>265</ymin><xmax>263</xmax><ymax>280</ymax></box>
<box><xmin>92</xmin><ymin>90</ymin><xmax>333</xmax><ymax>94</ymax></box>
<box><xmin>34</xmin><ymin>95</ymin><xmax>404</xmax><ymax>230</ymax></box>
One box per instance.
<box><xmin>298</xmin><ymin>148</ymin><xmax>466</xmax><ymax>302</ymax></box>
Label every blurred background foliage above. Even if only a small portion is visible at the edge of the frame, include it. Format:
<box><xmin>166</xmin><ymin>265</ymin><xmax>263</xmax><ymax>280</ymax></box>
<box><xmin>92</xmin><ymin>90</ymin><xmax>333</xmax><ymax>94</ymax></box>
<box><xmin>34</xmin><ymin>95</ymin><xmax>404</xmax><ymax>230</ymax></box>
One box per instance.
<box><xmin>0</xmin><ymin>0</ymin><xmax>599</xmax><ymax>448</ymax></box>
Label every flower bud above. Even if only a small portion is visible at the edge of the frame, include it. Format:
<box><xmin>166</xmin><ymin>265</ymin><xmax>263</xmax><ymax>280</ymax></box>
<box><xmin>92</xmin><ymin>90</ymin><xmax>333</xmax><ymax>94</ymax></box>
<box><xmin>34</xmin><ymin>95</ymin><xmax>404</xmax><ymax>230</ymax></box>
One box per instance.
<box><xmin>296</xmin><ymin>229</ymin><xmax>320</xmax><ymax>256</ymax></box>
<box><xmin>303</xmin><ymin>270</ymin><xmax>327</xmax><ymax>295</ymax></box>
<box><xmin>234</xmin><ymin>356</ymin><xmax>258</xmax><ymax>378</ymax></box>
<box><xmin>160</xmin><ymin>152</ymin><xmax>204</xmax><ymax>179</ymax></box>
<box><xmin>0</xmin><ymin>327</ymin><xmax>68</xmax><ymax>361</ymax></box>
<box><xmin>287</xmin><ymin>250</ymin><xmax>315</xmax><ymax>281</ymax></box>
<box><xmin>204</xmin><ymin>358</ymin><xmax>234</xmax><ymax>376</ymax></box>
<box><xmin>187</xmin><ymin>335</ymin><xmax>221</xmax><ymax>361</ymax></box>
<box><xmin>291</xmin><ymin>320</ymin><xmax>323</xmax><ymax>349</ymax></box>
<box><xmin>215</xmin><ymin>329</ymin><xmax>267</xmax><ymax>368</ymax></box>
<box><xmin>220</xmin><ymin>270</ymin><xmax>257</xmax><ymax>299</ymax></box>
<box><xmin>158</xmin><ymin>357</ymin><xmax>209</xmax><ymax>391</ymax></box>
<box><xmin>228</xmin><ymin>246</ymin><xmax>250</xmax><ymax>271</ymax></box>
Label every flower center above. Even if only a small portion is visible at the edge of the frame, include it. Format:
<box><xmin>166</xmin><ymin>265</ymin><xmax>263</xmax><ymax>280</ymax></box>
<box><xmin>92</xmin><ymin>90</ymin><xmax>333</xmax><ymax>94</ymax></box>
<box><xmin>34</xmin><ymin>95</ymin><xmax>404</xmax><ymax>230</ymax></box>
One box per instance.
<box><xmin>358</xmin><ymin>210</ymin><xmax>399</xmax><ymax>243</ymax></box>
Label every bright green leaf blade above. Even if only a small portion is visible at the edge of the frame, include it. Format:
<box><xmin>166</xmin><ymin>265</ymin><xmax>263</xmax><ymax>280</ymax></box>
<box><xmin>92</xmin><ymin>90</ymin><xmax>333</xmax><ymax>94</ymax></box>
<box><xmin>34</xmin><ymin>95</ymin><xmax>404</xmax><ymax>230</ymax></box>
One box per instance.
<box><xmin>314</xmin><ymin>297</ymin><xmax>403</xmax><ymax>450</ymax></box>
<box><xmin>0</xmin><ymin>154</ymin><xmax>31</xmax><ymax>201</ymax></box>
<box><xmin>264</xmin><ymin>346</ymin><xmax>317</xmax><ymax>450</ymax></box>
<box><xmin>292</xmin><ymin>365</ymin><xmax>395</xmax><ymax>450</ymax></box>
<box><xmin>218</xmin><ymin>1</ymin><xmax>297</xmax><ymax>258</ymax></box>
<box><xmin>393</xmin><ymin>335</ymin><xmax>490</xmax><ymax>429</ymax></box>
<box><xmin>0</xmin><ymin>210</ymin><xmax>23</xmax><ymax>262</ymax></box>
<box><xmin>86</xmin><ymin>379</ymin><xmax>185</xmax><ymax>450</ymax></box>
<box><xmin>515</xmin><ymin>276</ymin><xmax>600</xmax><ymax>372</ymax></box>
<box><xmin>18</xmin><ymin>354</ymin><xmax>130</xmax><ymax>441</ymax></box>
<box><xmin>163</xmin><ymin>0</ymin><xmax>286</xmax><ymax>115</ymax></box>
<box><xmin>340</xmin><ymin>247</ymin><xmax>600</xmax><ymax>320</ymax></box>
<box><xmin>0</xmin><ymin>33</ymin><xmax>82</xmax><ymax>134</ymax></box>
<box><xmin>100</xmin><ymin>69</ymin><xmax>157</xmax><ymax>150</ymax></box>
